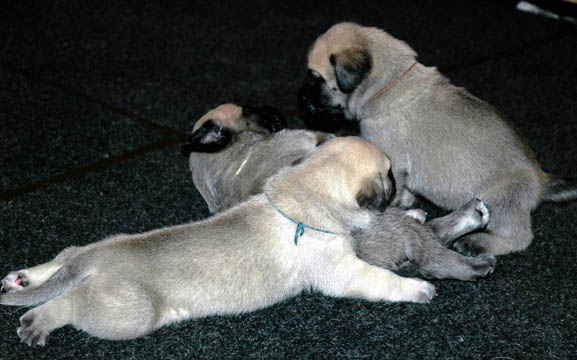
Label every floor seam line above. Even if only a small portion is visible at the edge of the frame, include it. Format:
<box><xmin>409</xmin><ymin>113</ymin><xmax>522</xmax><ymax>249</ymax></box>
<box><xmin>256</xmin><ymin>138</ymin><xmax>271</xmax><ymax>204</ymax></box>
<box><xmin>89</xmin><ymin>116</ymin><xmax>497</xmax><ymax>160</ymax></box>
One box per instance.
<box><xmin>0</xmin><ymin>138</ymin><xmax>185</xmax><ymax>202</ymax></box>
<box><xmin>0</xmin><ymin>64</ymin><xmax>188</xmax><ymax>139</ymax></box>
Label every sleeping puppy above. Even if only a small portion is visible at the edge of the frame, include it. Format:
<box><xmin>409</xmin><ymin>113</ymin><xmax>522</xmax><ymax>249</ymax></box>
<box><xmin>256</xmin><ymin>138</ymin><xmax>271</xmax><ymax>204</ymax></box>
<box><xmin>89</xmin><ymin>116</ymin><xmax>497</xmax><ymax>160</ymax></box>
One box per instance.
<box><xmin>182</xmin><ymin>103</ymin><xmax>333</xmax><ymax>214</ymax></box>
<box><xmin>182</xmin><ymin>104</ymin><xmax>496</xmax><ymax>281</ymax></box>
<box><xmin>1</xmin><ymin>137</ymin><xmax>435</xmax><ymax>346</ymax></box>
<box><xmin>298</xmin><ymin>22</ymin><xmax>577</xmax><ymax>256</ymax></box>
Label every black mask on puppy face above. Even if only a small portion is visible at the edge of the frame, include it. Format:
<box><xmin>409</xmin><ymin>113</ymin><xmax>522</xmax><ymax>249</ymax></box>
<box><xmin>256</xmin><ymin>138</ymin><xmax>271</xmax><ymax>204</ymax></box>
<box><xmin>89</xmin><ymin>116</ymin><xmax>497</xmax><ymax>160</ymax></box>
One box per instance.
<box><xmin>356</xmin><ymin>171</ymin><xmax>396</xmax><ymax>212</ymax></box>
<box><xmin>180</xmin><ymin>120</ymin><xmax>233</xmax><ymax>157</ymax></box>
<box><xmin>297</xmin><ymin>71</ymin><xmax>351</xmax><ymax>133</ymax></box>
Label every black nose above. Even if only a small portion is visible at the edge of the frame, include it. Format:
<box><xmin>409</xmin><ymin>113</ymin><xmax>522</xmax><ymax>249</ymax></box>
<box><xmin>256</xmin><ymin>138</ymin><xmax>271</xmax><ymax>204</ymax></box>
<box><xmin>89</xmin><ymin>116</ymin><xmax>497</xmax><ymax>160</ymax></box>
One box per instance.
<box><xmin>297</xmin><ymin>83</ymin><xmax>349</xmax><ymax>133</ymax></box>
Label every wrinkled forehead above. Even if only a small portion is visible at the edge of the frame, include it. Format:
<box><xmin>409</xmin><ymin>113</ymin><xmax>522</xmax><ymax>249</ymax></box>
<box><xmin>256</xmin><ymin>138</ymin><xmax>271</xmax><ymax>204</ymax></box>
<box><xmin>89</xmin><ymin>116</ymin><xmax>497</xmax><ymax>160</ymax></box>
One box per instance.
<box><xmin>192</xmin><ymin>104</ymin><xmax>243</xmax><ymax>133</ymax></box>
<box><xmin>307</xmin><ymin>38</ymin><xmax>331</xmax><ymax>73</ymax></box>
<box><xmin>307</xmin><ymin>27</ymin><xmax>360</xmax><ymax>73</ymax></box>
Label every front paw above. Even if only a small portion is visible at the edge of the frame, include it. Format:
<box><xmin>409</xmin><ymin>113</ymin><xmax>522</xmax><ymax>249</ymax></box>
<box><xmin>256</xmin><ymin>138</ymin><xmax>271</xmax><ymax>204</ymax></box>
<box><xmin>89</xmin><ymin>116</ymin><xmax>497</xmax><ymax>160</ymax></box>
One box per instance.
<box><xmin>1</xmin><ymin>272</ymin><xmax>29</xmax><ymax>294</ymax></box>
<box><xmin>397</xmin><ymin>278</ymin><xmax>436</xmax><ymax>304</ymax></box>
<box><xmin>470</xmin><ymin>255</ymin><xmax>497</xmax><ymax>279</ymax></box>
<box><xmin>404</xmin><ymin>209</ymin><xmax>427</xmax><ymax>224</ymax></box>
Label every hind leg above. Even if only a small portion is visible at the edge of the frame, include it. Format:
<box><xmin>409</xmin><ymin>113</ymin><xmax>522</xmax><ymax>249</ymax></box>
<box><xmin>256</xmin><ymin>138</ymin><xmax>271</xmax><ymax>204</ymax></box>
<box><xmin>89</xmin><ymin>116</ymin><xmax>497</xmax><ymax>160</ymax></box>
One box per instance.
<box><xmin>453</xmin><ymin>177</ymin><xmax>538</xmax><ymax>256</ymax></box>
<box><xmin>15</xmin><ymin>278</ymin><xmax>159</xmax><ymax>345</ymax></box>
<box><xmin>2</xmin><ymin>264</ymin><xmax>61</xmax><ymax>294</ymax></box>
<box><xmin>426</xmin><ymin>198</ymin><xmax>490</xmax><ymax>246</ymax></box>
<box><xmin>69</xmin><ymin>278</ymin><xmax>158</xmax><ymax>340</ymax></box>
<box><xmin>453</xmin><ymin>212</ymin><xmax>533</xmax><ymax>256</ymax></box>
<box><xmin>17</xmin><ymin>293</ymin><xmax>74</xmax><ymax>346</ymax></box>
<box><xmin>1</xmin><ymin>247</ymin><xmax>79</xmax><ymax>294</ymax></box>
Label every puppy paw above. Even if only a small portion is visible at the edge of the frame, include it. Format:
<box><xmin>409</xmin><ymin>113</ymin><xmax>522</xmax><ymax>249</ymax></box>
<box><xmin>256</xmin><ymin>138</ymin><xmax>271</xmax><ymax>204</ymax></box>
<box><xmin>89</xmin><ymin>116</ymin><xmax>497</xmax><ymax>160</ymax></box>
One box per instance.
<box><xmin>470</xmin><ymin>255</ymin><xmax>497</xmax><ymax>279</ymax></box>
<box><xmin>1</xmin><ymin>272</ymin><xmax>29</xmax><ymax>294</ymax></box>
<box><xmin>453</xmin><ymin>237</ymin><xmax>489</xmax><ymax>257</ymax></box>
<box><xmin>474</xmin><ymin>199</ymin><xmax>490</xmax><ymax>228</ymax></box>
<box><xmin>397</xmin><ymin>278</ymin><xmax>436</xmax><ymax>304</ymax></box>
<box><xmin>459</xmin><ymin>198</ymin><xmax>490</xmax><ymax>228</ymax></box>
<box><xmin>18</xmin><ymin>311</ymin><xmax>50</xmax><ymax>346</ymax></box>
<box><xmin>404</xmin><ymin>209</ymin><xmax>427</xmax><ymax>224</ymax></box>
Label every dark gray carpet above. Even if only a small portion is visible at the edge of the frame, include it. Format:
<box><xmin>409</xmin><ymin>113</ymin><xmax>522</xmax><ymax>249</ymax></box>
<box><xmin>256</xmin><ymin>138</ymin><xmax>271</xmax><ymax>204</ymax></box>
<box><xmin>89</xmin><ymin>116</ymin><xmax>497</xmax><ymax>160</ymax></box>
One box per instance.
<box><xmin>1</xmin><ymin>0</ymin><xmax>576</xmax><ymax>358</ymax></box>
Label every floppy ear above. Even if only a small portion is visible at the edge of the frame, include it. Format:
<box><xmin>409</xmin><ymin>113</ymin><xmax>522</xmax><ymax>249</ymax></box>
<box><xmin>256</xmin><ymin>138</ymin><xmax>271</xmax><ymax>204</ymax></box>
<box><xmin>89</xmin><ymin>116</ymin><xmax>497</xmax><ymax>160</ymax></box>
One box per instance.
<box><xmin>356</xmin><ymin>172</ymin><xmax>396</xmax><ymax>212</ymax></box>
<box><xmin>242</xmin><ymin>105</ymin><xmax>288</xmax><ymax>133</ymax></box>
<box><xmin>330</xmin><ymin>48</ymin><xmax>372</xmax><ymax>93</ymax></box>
<box><xmin>180</xmin><ymin>120</ymin><xmax>233</xmax><ymax>156</ymax></box>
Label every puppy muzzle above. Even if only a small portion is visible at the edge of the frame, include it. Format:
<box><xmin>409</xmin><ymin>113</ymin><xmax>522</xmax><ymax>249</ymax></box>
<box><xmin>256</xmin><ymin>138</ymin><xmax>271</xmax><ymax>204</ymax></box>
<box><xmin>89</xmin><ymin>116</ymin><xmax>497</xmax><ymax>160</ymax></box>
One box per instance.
<box><xmin>298</xmin><ymin>79</ymin><xmax>347</xmax><ymax>132</ymax></box>
<box><xmin>297</xmin><ymin>83</ymin><xmax>325</xmax><ymax>116</ymax></box>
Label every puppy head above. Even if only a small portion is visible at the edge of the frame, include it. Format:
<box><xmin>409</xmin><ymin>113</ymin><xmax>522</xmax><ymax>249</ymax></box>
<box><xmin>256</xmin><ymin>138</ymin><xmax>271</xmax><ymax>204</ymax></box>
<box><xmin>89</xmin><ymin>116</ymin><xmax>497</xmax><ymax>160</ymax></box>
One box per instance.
<box><xmin>298</xmin><ymin>137</ymin><xmax>395</xmax><ymax>211</ymax></box>
<box><xmin>298</xmin><ymin>22</ymin><xmax>416</xmax><ymax>121</ymax></box>
<box><xmin>355</xmin><ymin>167</ymin><xmax>395</xmax><ymax>212</ymax></box>
<box><xmin>298</xmin><ymin>24</ymin><xmax>372</xmax><ymax>116</ymax></box>
<box><xmin>180</xmin><ymin>103</ymin><xmax>288</xmax><ymax>156</ymax></box>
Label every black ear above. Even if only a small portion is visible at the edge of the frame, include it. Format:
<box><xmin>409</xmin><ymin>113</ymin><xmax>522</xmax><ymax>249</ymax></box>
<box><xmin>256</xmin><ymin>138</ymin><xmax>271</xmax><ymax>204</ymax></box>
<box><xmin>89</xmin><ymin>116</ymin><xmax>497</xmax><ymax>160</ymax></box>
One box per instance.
<box><xmin>330</xmin><ymin>48</ymin><xmax>371</xmax><ymax>94</ymax></box>
<box><xmin>180</xmin><ymin>120</ymin><xmax>233</xmax><ymax>157</ymax></box>
<box><xmin>256</xmin><ymin>105</ymin><xmax>288</xmax><ymax>133</ymax></box>
<box><xmin>356</xmin><ymin>172</ymin><xmax>396</xmax><ymax>212</ymax></box>
<box><xmin>242</xmin><ymin>104</ymin><xmax>288</xmax><ymax>133</ymax></box>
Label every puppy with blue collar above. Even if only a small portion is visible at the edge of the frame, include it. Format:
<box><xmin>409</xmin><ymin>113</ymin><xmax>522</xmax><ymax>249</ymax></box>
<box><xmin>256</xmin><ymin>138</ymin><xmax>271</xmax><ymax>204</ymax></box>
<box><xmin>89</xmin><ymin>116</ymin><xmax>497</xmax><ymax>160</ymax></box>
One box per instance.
<box><xmin>1</xmin><ymin>136</ymin><xmax>434</xmax><ymax>346</ymax></box>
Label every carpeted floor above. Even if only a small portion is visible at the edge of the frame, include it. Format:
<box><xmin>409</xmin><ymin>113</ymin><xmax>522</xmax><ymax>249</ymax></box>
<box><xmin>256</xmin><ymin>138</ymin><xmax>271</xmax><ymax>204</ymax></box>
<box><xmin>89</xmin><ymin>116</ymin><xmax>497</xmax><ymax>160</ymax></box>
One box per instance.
<box><xmin>1</xmin><ymin>1</ymin><xmax>576</xmax><ymax>358</ymax></box>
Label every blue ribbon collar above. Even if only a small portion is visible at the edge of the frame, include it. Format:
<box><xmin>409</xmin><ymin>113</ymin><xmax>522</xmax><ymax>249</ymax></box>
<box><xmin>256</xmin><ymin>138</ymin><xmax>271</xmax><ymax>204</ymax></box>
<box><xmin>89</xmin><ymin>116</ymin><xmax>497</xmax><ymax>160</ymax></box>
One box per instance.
<box><xmin>266</xmin><ymin>193</ymin><xmax>336</xmax><ymax>245</ymax></box>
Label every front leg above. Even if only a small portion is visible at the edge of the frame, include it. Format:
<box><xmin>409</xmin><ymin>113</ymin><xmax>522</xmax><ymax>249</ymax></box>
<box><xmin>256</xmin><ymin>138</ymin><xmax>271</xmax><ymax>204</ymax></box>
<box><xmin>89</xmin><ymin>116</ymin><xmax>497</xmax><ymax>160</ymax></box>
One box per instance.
<box><xmin>315</xmin><ymin>253</ymin><xmax>436</xmax><ymax>303</ymax></box>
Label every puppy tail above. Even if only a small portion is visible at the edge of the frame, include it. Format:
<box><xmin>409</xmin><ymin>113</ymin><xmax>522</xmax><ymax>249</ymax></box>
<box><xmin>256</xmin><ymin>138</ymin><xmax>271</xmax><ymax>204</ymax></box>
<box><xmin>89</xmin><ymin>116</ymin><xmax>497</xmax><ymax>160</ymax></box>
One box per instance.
<box><xmin>542</xmin><ymin>174</ymin><xmax>577</xmax><ymax>202</ymax></box>
<box><xmin>0</xmin><ymin>263</ymin><xmax>88</xmax><ymax>307</ymax></box>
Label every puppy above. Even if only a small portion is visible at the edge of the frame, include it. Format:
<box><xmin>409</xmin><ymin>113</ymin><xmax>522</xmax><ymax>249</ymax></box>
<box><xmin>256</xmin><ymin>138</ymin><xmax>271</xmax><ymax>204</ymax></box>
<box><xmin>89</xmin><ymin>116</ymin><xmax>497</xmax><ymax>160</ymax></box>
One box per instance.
<box><xmin>1</xmin><ymin>137</ymin><xmax>436</xmax><ymax>346</ymax></box>
<box><xmin>182</xmin><ymin>103</ymin><xmax>334</xmax><ymax>214</ymax></box>
<box><xmin>298</xmin><ymin>22</ymin><xmax>577</xmax><ymax>256</ymax></box>
<box><xmin>182</xmin><ymin>104</ymin><xmax>496</xmax><ymax>281</ymax></box>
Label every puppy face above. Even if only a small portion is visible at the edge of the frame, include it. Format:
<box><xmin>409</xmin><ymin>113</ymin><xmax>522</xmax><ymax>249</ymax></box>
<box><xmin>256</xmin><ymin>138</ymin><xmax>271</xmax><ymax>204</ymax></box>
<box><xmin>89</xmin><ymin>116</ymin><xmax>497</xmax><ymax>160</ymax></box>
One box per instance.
<box><xmin>339</xmin><ymin>139</ymin><xmax>395</xmax><ymax>211</ymax></box>
<box><xmin>298</xmin><ymin>23</ymin><xmax>416</xmax><ymax>123</ymax></box>
<box><xmin>181</xmin><ymin>103</ymin><xmax>288</xmax><ymax>156</ymax></box>
<box><xmin>302</xmin><ymin>137</ymin><xmax>395</xmax><ymax>211</ymax></box>
<box><xmin>298</xmin><ymin>23</ymin><xmax>372</xmax><ymax>118</ymax></box>
<box><xmin>356</xmin><ymin>168</ymin><xmax>396</xmax><ymax>212</ymax></box>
